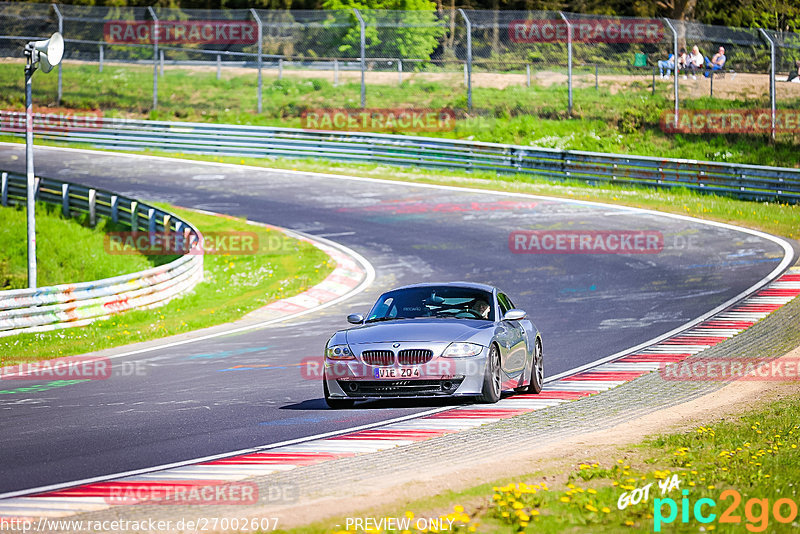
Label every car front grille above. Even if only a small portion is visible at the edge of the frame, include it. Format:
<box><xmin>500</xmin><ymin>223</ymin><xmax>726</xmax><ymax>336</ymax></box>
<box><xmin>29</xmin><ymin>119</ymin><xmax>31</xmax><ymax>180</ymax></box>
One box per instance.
<box><xmin>361</xmin><ymin>350</ymin><xmax>394</xmax><ymax>366</ymax></box>
<box><xmin>337</xmin><ymin>378</ymin><xmax>463</xmax><ymax>397</ymax></box>
<box><xmin>397</xmin><ymin>349</ymin><xmax>433</xmax><ymax>365</ymax></box>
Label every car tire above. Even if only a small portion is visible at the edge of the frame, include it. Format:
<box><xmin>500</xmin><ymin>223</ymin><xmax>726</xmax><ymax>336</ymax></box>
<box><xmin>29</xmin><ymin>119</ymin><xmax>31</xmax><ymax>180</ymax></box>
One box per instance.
<box><xmin>526</xmin><ymin>337</ymin><xmax>544</xmax><ymax>394</ymax></box>
<box><xmin>323</xmin><ymin>376</ymin><xmax>355</xmax><ymax>409</ymax></box>
<box><xmin>479</xmin><ymin>344</ymin><xmax>502</xmax><ymax>404</ymax></box>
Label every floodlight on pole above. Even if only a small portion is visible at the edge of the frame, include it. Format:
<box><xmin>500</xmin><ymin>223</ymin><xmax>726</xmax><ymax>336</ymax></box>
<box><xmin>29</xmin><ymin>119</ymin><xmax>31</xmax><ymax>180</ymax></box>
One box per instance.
<box><xmin>23</xmin><ymin>32</ymin><xmax>64</xmax><ymax>289</ymax></box>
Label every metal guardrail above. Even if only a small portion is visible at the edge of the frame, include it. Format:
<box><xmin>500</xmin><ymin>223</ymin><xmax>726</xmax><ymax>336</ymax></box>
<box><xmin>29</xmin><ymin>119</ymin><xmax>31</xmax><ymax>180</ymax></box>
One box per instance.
<box><xmin>2</xmin><ymin>113</ymin><xmax>798</xmax><ymax>203</ymax></box>
<box><xmin>0</xmin><ymin>169</ymin><xmax>204</xmax><ymax>337</ymax></box>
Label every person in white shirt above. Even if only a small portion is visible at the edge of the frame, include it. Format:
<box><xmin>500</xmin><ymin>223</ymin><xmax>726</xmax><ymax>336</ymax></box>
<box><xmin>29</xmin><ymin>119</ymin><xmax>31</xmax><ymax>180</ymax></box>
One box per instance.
<box><xmin>688</xmin><ymin>46</ymin><xmax>704</xmax><ymax>79</ymax></box>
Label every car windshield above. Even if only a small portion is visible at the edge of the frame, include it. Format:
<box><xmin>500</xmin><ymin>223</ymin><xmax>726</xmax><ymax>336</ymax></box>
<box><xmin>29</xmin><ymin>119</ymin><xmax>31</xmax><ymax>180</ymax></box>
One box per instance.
<box><xmin>365</xmin><ymin>286</ymin><xmax>495</xmax><ymax>322</ymax></box>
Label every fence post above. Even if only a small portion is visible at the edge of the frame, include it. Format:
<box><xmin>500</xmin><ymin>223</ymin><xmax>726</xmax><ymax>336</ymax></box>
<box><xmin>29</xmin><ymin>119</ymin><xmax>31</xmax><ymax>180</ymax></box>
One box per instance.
<box><xmin>88</xmin><ymin>189</ymin><xmax>96</xmax><ymax>227</ymax></box>
<box><xmin>99</xmin><ymin>44</ymin><xmax>104</xmax><ymax>73</ymax></box>
<box><xmin>663</xmin><ymin>18</ymin><xmax>679</xmax><ymax>129</ymax></box>
<box><xmin>159</xmin><ymin>49</ymin><xmax>165</xmax><ymax>77</ymax></box>
<box><xmin>130</xmin><ymin>200</ymin><xmax>139</xmax><ymax>232</ymax></box>
<box><xmin>1</xmin><ymin>172</ymin><xmax>7</xmax><ymax>206</ymax></box>
<box><xmin>559</xmin><ymin>12</ymin><xmax>573</xmax><ymax>116</ymax></box>
<box><xmin>458</xmin><ymin>9</ymin><xmax>472</xmax><ymax>111</ymax></box>
<box><xmin>111</xmin><ymin>195</ymin><xmax>119</xmax><ymax>223</ymax></box>
<box><xmin>353</xmin><ymin>8</ymin><xmax>366</xmax><ymax>108</ymax></box>
<box><xmin>61</xmin><ymin>183</ymin><xmax>69</xmax><ymax>217</ymax></box>
<box><xmin>595</xmin><ymin>64</ymin><xmax>598</xmax><ymax>90</ymax></box>
<box><xmin>216</xmin><ymin>54</ymin><xmax>221</xmax><ymax>80</ymax></box>
<box><xmin>52</xmin><ymin>4</ymin><xmax>63</xmax><ymax>105</ymax></box>
<box><xmin>758</xmin><ymin>28</ymin><xmax>777</xmax><ymax>142</ymax></box>
<box><xmin>398</xmin><ymin>58</ymin><xmax>402</xmax><ymax>84</ymax></box>
<box><xmin>334</xmin><ymin>58</ymin><xmax>339</xmax><ymax>86</ymax></box>
<box><xmin>250</xmin><ymin>8</ymin><xmax>263</xmax><ymax>114</ymax></box>
<box><xmin>526</xmin><ymin>64</ymin><xmax>530</xmax><ymax>87</ymax></box>
<box><xmin>279</xmin><ymin>57</ymin><xmax>283</xmax><ymax>80</ymax></box>
<box><xmin>147</xmin><ymin>7</ymin><xmax>159</xmax><ymax>110</ymax></box>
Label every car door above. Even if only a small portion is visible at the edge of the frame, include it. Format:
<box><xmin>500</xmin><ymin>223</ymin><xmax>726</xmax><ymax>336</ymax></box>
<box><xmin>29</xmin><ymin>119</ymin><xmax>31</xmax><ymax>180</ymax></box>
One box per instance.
<box><xmin>497</xmin><ymin>292</ymin><xmax>527</xmax><ymax>376</ymax></box>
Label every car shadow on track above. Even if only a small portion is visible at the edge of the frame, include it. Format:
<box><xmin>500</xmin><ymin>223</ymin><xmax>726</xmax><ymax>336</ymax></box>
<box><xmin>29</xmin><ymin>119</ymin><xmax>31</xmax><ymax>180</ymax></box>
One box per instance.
<box><xmin>281</xmin><ymin>393</ymin><xmax>515</xmax><ymax>411</ymax></box>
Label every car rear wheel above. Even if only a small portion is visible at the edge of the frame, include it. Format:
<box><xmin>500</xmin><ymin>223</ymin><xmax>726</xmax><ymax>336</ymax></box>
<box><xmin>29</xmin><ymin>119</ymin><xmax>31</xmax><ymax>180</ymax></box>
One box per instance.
<box><xmin>479</xmin><ymin>344</ymin><xmax>502</xmax><ymax>404</ymax></box>
<box><xmin>323</xmin><ymin>377</ymin><xmax>355</xmax><ymax>409</ymax></box>
<box><xmin>526</xmin><ymin>338</ymin><xmax>544</xmax><ymax>394</ymax></box>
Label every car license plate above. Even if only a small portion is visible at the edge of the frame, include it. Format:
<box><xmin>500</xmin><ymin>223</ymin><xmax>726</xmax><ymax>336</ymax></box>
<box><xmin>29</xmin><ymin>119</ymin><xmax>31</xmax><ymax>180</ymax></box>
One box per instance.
<box><xmin>374</xmin><ymin>367</ymin><xmax>421</xmax><ymax>379</ymax></box>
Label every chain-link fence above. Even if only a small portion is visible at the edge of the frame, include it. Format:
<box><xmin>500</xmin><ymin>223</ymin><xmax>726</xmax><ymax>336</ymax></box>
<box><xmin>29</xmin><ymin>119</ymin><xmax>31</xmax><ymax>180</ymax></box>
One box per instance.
<box><xmin>1</xmin><ymin>3</ymin><xmax>799</xmax><ymax>138</ymax></box>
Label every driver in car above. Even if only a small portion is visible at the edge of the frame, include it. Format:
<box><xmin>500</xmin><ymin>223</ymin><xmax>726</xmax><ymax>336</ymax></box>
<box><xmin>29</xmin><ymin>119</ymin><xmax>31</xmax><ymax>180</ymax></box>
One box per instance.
<box><xmin>470</xmin><ymin>299</ymin><xmax>491</xmax><ymax>319</ymax></box>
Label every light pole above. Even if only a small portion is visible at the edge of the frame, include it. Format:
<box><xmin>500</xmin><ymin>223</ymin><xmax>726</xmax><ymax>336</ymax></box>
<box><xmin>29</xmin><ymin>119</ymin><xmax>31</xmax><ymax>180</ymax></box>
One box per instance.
<box><xmin>23</xmin><ymin>32</ymin><xmax>64</xmax><ymax>289</ymax></box>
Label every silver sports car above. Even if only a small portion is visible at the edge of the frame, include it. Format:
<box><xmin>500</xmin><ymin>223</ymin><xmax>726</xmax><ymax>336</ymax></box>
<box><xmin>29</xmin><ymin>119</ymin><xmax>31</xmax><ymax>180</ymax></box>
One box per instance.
<box><xmin>323</xmin><ymin>282</ymin><xmax>544</xmax><ymax>408</ymax></box>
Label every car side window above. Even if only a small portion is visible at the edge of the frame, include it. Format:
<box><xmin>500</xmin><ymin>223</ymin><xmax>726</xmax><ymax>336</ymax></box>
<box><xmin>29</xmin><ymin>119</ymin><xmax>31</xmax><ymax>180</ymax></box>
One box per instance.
<box><xmin>497</xmin><ymin>293</ymin><xmax>511</xmax><ymax>317</ymax></box>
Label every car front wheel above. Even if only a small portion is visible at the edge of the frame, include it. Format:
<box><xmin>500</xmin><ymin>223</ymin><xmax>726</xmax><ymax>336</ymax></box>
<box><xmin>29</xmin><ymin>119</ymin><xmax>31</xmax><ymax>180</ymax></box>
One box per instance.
<box><xmin>479</xmin><ymin>344</ymin><xmax>502</xmax><ymax>404</ymax></box>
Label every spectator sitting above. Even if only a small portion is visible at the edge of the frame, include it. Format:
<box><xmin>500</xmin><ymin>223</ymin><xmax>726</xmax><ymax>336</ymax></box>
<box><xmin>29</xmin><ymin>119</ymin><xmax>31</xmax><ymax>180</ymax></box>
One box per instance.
<box><xmin>789</xmin><ymin>60</ymin><xmax>800</xmax><ymax>83</ymax></box>
<box><xmin>704</xmin><ymin>46</ymin><xmax>727</xmax><ymax>77</ymax></box>
<box><xmin>687</xmin><ymin>46</ymin><xmax>704</xmax><ymax>79</ymax></box>
<box><xmin>677</xmin><ymin>48</ymin><xmax>688</xmax><ymax>79</ymax></box>
<box><xmin>658</xmin><ymin>52</ymin><xmax>675</xmax><ymax>78</ymax></box>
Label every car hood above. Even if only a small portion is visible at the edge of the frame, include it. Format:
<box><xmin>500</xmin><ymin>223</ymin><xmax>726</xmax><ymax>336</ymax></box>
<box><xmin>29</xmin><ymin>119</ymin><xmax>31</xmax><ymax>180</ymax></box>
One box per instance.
<box><xmin>345</xmin><ymin>318</ymin><xmax>494</xmax><ymax>344</ymax></box>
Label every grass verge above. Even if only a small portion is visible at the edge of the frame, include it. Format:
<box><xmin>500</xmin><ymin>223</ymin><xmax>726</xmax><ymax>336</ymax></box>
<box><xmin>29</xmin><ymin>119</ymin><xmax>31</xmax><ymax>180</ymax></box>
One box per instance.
<box><xmin>0</xmin><ymin>201</ymin><xmax>164</xmax><ymax>290</ymax></box>
<box><xmin>1</xmin><ymin>61</ymin><xmax>799</xmax><ymax>167</ymax></box>
<box><xmin>0</xmin><ymin>204</ymin><xmax>334</xmax><ymax>365</ymax></box>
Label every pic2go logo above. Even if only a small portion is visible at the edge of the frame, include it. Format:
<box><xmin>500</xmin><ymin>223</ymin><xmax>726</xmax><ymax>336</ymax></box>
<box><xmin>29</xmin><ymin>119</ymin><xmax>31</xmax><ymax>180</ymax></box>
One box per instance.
<box><xmin>653</xmin><ymin>489</ymin><xmax>799</xmax><ymax>532</ymax></box>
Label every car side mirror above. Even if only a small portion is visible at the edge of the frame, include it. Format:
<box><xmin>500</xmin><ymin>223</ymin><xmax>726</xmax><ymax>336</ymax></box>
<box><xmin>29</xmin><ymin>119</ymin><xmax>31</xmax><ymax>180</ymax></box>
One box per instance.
<box><xmin>347</xmin><ymin>313</ymin><xmax>364</xmax><ymax>324</ymax></box>
<box><xmin>502</xmin><ymin>309</ymin><xmax>527</xmax><ymax>321</ymax></box>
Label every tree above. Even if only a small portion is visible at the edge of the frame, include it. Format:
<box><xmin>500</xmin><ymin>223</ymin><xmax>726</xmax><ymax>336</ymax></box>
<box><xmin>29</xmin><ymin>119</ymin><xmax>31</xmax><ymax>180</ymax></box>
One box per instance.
<box><xmin>322</xmin><ymin>0</ymin><xmax>445</xmax><ymax>62</ymax></box>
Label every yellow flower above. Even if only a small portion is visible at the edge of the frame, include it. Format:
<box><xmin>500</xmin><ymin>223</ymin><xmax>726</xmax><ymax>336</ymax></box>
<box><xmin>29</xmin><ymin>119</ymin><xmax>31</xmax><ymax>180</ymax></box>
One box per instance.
<box><xmin>560</xmin><ymin>496</ymin><xmax>571</xmax><ymax>503</ymax></box>
<box><xmin>513</xmin><ymin>502</ymin><xmax>524</xmax><ymax>510</ymax></box>
<box><xmin>453</xmin><ymin>505</ymin><xmax>464</xmax><ymax>514</ymax></box>
<box><xmin>588</xmin><ymin>488</ymin><xmax>597</xmax><ymax>494</ymax></box>
<box><xmin>405</xmin><ymin>511</ymin><xmax>414</xmax><ymax>519</ymax></box>
<box><xmin>586</xmin><ymin>504</ymin><xmax>598</xmax><ymax>512</ymax></box>
<box><xmin>602</xmin><ymin>507</ymin><xmax>611</xmax><ymax>513</ymax></box>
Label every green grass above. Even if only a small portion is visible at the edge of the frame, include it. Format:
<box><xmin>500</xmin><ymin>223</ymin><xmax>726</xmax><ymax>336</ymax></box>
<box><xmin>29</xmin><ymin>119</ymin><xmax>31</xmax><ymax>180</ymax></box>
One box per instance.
<box><xmin>0</xmin><ymin>204</ymin><xmax>334</xmax><ymax>365</ymax></box>
<box><xmin>0</xmin><ymin>202</ymin><xmax>163</xmax><ymax>290</ymax></box>
<box><xmin>2</xmin><ymin>61</ymin><xmax>799</xmax><ymax>168</ymax></box>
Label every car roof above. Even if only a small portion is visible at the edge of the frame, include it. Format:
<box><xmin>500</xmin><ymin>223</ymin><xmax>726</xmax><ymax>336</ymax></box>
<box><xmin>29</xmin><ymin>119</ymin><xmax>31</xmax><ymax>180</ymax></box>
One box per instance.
<box><xmin>387</xmin><ymin>281</ymin><xmax>497</xmax><ymax>293</ymax></box>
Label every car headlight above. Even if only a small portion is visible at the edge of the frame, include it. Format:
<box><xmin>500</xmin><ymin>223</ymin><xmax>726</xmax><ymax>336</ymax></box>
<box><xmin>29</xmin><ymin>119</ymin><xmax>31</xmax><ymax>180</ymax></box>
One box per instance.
<box><xmin>325</xmin><ymin>344</ymin><xmax>355</xmax><ymax>360</ymax></box>
<box><xmin>441</xmin><ymin>342</ymin><xmax>484</xmax><ymax>358</ymax></box>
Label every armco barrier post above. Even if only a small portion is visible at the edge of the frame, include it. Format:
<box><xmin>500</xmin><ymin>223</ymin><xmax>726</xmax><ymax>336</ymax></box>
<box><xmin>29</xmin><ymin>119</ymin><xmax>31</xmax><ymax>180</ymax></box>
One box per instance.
<box><xmin>61</xmin><ymin>183</ymin><xmax>69</xmax><ymax>217</ymax></box>
<box><xmin>147</xmin><ymin>7</ymin><xmax>158</xmax><ymax>110</ymax></box>
<box><xmin>663</xmin><ymin>18</ymin><xmax>679</xmax><ymax>129</ymax></box>
<box><xmin>458</xmin><ymin>9</ymin><xmax>472</xmax><ymax>111</ymax></box>
<box><xmin>250</xmin><ymin>8</ymin><xmax>263</xmax><ymax>113</ymax></box>
<box><xmin>88</xmin><ymin>189</ymin><xmax>96</xmax><ymax>227</ymax></box>
<box><xmin>111</xmin><ymin>195</ymin><xmax>119</xmax><ymax>223</ymax></box>
<box><xmin>353</xmin><ymin>8</ymin><xmax>366</xmax><ymax>108</ymax></box>
<box><xmin>559</xmin><ymin>12</ymin><xmax>573</xmax><ymax>116</ymax></box>
<box><xmin>51</xmin><ymin>4</ymin><xmax>63</xmax><ymax>105</ymax></box>
<box><xmin>1</xmin><ymin>172</ymin><xmax>7</xmax><ymax>206</ymax></box>
<box><xmin>758</xmin><ymin>28</ymin><xmax>777</xmax><ymax>142</ymax></box>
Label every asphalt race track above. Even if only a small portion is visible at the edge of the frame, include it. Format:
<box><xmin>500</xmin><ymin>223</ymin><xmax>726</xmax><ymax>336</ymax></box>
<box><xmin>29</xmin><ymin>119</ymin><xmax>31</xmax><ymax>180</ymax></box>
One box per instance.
<box><xmin>0</xmin><ymin>144</ymin><xmax>794</xmax><ymax>495</ymax></box>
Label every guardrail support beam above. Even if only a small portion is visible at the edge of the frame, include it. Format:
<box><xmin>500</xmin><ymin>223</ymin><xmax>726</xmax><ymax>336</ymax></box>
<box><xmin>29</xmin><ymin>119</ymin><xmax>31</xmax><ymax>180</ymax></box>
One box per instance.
<box><xmin>61</xmin><ymin>183</ymin><xmax>70</xmax><ymax>217</ymax></box>
<box><xmin>1</xmin><ymin>172</ymin><xmax>7</xmax><ymax>206</ymax></box>
<box><xmin>130</xmin><ymin>200</ymin><xmax>139</xmax><ymax>233</ymax></box>
<box><xmin>111</xmin><ymin>194</ymin><xmax>119</xmax><ymax>223</ymax></box>
<box><xmin>88</xmin><ymin>188</ymin><xmax>96</xmax><ymax>227</ymax></box>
